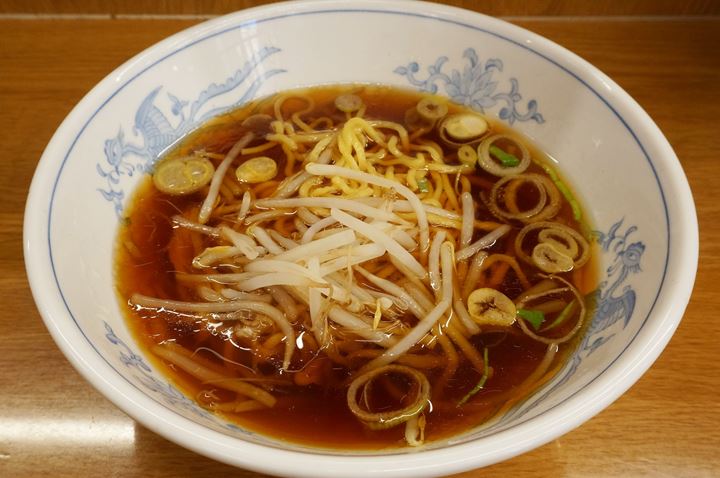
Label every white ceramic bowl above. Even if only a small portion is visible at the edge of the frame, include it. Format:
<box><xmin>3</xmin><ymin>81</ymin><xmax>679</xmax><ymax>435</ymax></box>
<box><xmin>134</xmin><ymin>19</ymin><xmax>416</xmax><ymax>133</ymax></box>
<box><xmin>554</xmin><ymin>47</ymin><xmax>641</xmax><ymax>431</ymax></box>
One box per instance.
<box><xmin>24</xmin><ymin>1</ymin><xmax>698</xmax><ymax>476</ymax></box>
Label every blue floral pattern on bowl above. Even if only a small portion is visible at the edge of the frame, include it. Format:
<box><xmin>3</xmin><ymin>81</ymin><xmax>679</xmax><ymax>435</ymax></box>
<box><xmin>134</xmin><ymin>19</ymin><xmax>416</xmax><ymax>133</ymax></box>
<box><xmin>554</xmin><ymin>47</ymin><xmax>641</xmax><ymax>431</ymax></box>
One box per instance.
<box><xmin>97</xmin><ymin>46</ymin><xmax>285</xmax><ymax>216</ymax></box>
<box><xmin>394</xmin><ymin>48</ymin><xmax>544</xmax><ymax>124</ymax></box>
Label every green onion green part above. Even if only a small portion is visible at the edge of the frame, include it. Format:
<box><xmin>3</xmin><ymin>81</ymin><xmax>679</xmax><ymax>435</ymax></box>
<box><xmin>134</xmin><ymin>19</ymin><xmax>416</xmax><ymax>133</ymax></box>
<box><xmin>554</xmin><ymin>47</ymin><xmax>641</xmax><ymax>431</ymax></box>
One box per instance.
<box><xmin>541</xmin><ymin>163</ymin><xmax>582</xmax><ymax>220</ymax></box>
<box><xmin>517</xmin><ymin>308</ymin><xmax>546</xmax><ymax>330</ymax></box>
<box><xmin>542</xmin><ymin>300</ymin><xmax>576</xmax><ymax>332</ymax></box>
<box><xmin>417</xmin><ymin>178</ymin><xmax>430</xmax><ymax>193</ymax></box>
<box><xmin>457</xmin><ymin>347</ymin><xmax>490</xmax><ymax>407</ymax></box>
<box><xmin>489</xmin><ymin>145</ymin><xmax>520</xmax><ymax>167</ymax></box>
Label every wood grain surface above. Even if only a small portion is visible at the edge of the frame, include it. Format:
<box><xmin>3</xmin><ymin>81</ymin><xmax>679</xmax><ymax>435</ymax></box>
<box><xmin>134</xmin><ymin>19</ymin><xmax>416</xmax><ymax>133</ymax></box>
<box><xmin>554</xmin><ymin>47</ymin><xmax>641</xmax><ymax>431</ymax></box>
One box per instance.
<box><xmin>1</xmin><ymin>9</ymin><xmax>719</xmax><ymax>478</ymax></box>
<box><xmin>2</xmin><ymin>0</ymin><xmax>720</xmax><ymax>16</ymax></box>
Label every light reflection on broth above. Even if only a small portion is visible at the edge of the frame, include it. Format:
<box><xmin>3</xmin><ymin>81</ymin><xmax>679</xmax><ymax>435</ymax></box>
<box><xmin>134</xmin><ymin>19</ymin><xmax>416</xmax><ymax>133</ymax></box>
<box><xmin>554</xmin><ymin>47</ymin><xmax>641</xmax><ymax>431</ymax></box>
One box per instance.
<box><xmin>115</xmin><ymin>85</ymin><xmax>597</xmax><ymax>449</ymax></box>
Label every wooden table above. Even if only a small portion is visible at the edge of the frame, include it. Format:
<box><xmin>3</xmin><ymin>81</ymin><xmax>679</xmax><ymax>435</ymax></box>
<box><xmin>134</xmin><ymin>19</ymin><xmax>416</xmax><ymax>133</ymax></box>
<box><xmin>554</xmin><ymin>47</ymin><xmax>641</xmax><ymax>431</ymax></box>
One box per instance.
<box><xmin>2</xmin><ymin>12</ymin><xmax>719</xmax><ymax>478</ymax></box>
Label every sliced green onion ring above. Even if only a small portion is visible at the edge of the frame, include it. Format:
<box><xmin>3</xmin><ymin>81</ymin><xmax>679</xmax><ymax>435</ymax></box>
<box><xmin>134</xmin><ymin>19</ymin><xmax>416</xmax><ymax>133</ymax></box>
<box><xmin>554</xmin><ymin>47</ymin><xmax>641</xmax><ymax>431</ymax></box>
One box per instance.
<box><xmin>457</xmin><ymin>145</ymin><xmax>478</xmax><ymax>166</ymax></box>
<box><xmin>457</xmin><ymin>347</ymin><xmax>490</xmax><ymax>406</ymax></box>
<box><xmin>438</xmin><ymin>113</ymin><xmax>489</xmax><ymax>148</ymax></box>
<box><xmin>532</xmin><ymin>242</ymin><xmax>575</xmax><ymax>273</ymax></box>
<box><xmin>404</xmin><ymin>107</ymin><xmax>435</xmax><ymax>132</ymax></box>
<box><xmin>335</xmin><ymin>94</ymin><xmax>364</xmax><ymax>113</ymax></box>
<box><xmin>467</xmin><ymin>288</ymin><xmax>517</xmax><ymax>326</ymax></box>
<box><xmin>515</xmin><ymin>276</ymin><xmax>585</xmax><ymax>344</ymax></box>
<box><xmin>416</xmin><ymin>96</ymin><xmax>449</xmax><ymax>121</ymax></box>
<box><xmin>347</xmin><ymin>364</ymin><xmax>430</xmax><ymax>430</ymax></box>
<box><xmin>489</xmin><ymin>145</ymin><xmax>520</xmax><ymax>167</ymax></box>
<box><xmin>487</xmin><ymin>173</ymin><xmax>561</xmax><ymax>223</ymax></box>
<box><xmin>538</xmin><ymin>227</ymin><xmax>579</xmax><ymax>258</ymax></box>
<box><xmin>153</xmin><ymin>156</ymin><xmax>215</xmax><ymax>195</ymax></box>
<box><xmin>236</xmin><ymin>156</ymin><xmax>278</xmax><ymax>183</ymax></box>
<box><xmin>515</xmin><ymin>221</ymin><xmax>590</xmax><ymax>269</ymax></box>
<box><xmin>477</xmin><ymin>134</ymin><xmax>531</xmax><ymax>176</ymax></box>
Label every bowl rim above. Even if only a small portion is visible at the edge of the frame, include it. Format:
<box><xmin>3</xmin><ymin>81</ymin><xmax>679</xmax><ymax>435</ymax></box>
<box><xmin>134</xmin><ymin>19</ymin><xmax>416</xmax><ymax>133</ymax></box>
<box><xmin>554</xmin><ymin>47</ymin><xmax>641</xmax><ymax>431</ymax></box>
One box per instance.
<box><xmin>23</xmin><ymin>1</ymin><xmax>699</xmax><ymax>476</ymax></box>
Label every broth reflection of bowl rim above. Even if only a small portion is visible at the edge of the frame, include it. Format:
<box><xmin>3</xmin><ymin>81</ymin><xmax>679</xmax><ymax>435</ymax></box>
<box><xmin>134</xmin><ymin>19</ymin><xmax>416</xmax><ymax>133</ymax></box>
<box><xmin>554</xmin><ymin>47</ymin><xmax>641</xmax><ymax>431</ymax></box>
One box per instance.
<box><xmin>24</xmin><ymin>1</ymin><xmax>698</xmax><ymax>477</ymax></box>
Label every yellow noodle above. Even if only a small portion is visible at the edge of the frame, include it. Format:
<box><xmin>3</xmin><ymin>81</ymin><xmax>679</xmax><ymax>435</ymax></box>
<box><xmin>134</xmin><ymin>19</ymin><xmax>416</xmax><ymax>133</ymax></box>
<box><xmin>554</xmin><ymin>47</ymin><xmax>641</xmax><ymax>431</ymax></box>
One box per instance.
<box><xmin>273</xmin><ymin>94</ymin><xmax>314</xmax><ymax>126</ymax></box>
<box><xmin>304</xmin><ymin>136</ymin><xmax>334</xmax><ymax>164</ymax></box>
<box><xmin>354</xmin><ymin>103</ymin><xmax>367</xmax><ymax>119</ymax></box>
<box><xmin>309</xmin><ymin>116</ymin><xmax>334</xmax><ymax>129</ymax></box>
<box><xmin>347</xmin><ymin>349</ymin><xmax>445</xmax><ymax>369</ymax></box>
<box><xmin>282</xmin><ymin>143</ymin><xmax>297</xmax><ymax>177</ymax></box>
<box><xmin>262</xmin><ymin>332</ymin><xmax>285</xmax><ymax>350</ymax></box>
<box><xmin>310</xmin><ymin>185</ymin><xmax>340</xmax><ymax>197</ymax></box>
<box><xmin>219</xmin><ymin>182</ymin><xmax>235</xmax><ymax>203</ymax></box>
<box><xmin>206</xmin><ymin>399</ymin><xmax>267</xmax><ymax>413</ymax></box>
<box><xmin>241</xmin><ymin>141</ymin><xmax>278</xmax><ymax>155</ymax></box>
<box><xmin>253</xmin><ymin>180</ymin><xmax>281</xmax><ymax>198</ymax></box>
<box><xmin>411</xmin><ymin>141</ymin><xmax>444</xmax><ymax>164</ymax></box>
<box><xmin>338</xmin><ymin>118</ymin><xmax>385</xmax><ymax>171</ymax></box>
<box><xmin>212</xmin><ymin>202</ymin><xmax>244</xmax><ymax>216</ymax></box>
<box><xmin>222</xmin><ymin>172</ymin><xmax>242</xmax><ymax>197</ymax></box>
<box><xmin>434</xmin><ymin>328</ymin><xmax>459</xmax><ymax>396</ymax></box>
<box><xmin>375</xmin><ymin>156</ymin><xmax>426</xmax><ymax>169</ymax></box>
<box><xmin>431</xmin><ymin>172</ymin><xmax>444</xmax><ymax>202</ymax></box>
<box><xmin>299</xmin><ymin>177</ymin><xmax>323</xmax><ymax>197</ymax></box>
<box><xmin>367</xmin><ymin>120</ymin><xmax>409</xmax><ymax>150</ymax></box>
<box><xmin>444</xmin><ymin>321</ymin><xmax>484</xmax><ymax>372</ymax></box>
<box><xmin>406</xmin><ymin>168</ymin><xmax>419</xmax><ymax>191</ymax></box>
<box><xmin>441</xmin><ymin>173</ymin><xmax>460</xmax><ymax>213</ymax></box>
<box><xmin>475</xmin><ymin>220</ymin><xmax>505</xmax><ymax>231</ymax></box>
<box><xmin>481</xmin><ymin>254</ymin><xmax>532</xmax><ymax>290</ymax></box>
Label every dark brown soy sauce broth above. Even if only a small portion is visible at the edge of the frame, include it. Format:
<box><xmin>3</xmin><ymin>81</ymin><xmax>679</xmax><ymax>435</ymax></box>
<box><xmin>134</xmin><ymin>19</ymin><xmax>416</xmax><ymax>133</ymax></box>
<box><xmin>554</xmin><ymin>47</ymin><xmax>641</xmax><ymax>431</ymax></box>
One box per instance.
<box><xmin>115</xmin><ymin>85</ymin><xmax>597</xmax><ymax>449</ymax></box>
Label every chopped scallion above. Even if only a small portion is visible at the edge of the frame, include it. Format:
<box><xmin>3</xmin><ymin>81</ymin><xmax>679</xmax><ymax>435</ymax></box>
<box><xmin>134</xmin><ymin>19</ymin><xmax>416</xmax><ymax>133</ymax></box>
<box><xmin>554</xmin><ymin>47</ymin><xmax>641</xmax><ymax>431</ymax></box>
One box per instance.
<box><xmin>517</xmin><ymin>308</ymin><xmax>546</xmax><ymax>330</ymax></box>
<box><xmin>417</xmin><ymin>178</ymin><xmax>430</xmax><ymax>193</ymax></box>
<box><xmin>489</xmin><ymin>145</ymin><xmax>520</xmax><ymax>167</ymax></box>
<box><xmin>542</xmin><ymin>300</ymin><xmax>576</xmax><ymax>331</ymax></box>
<box><xmin>457</xmin><ymin>347</ymin><xmax>490</xmax><ymax>407</ymax></box>
<box><xmin>541</xmin><ymin>164</ymin><xmax>582</xmax><ymax>220</ymax></box>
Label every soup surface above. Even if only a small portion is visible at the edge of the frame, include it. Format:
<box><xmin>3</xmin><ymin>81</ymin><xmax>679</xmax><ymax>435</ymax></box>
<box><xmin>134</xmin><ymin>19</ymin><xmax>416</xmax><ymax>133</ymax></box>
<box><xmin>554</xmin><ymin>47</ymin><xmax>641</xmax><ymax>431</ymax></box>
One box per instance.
<box><xmin>116</xmin><ymin>85</ymin><xmax>597</xmax><ymax>449</ymax></box>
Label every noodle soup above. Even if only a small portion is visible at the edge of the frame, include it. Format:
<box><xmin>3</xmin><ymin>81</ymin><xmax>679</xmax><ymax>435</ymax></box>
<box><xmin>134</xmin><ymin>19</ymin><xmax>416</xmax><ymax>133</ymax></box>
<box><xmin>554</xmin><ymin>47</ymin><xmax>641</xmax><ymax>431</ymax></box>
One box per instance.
<box><xmin>116</xmin><ymin>85</ymin><xmax>597</xmax><ymax>449</ymax></box>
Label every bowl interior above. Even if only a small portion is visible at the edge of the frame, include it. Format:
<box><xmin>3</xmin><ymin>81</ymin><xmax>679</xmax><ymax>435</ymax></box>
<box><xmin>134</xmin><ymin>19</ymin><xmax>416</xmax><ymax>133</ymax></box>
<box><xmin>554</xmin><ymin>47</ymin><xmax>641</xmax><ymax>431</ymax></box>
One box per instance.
<box><xmin>25</xmin><ymin>1</ymin><xmax>695</xmax><ymax>475</ymax></box>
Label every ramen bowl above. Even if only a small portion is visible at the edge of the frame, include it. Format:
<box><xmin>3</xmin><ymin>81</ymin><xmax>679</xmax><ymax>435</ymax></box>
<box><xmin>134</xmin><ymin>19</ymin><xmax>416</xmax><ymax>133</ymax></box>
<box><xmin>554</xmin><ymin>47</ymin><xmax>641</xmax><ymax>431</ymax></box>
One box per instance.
<box><xmin>24</xmin><ymin>1</ymin><xmax>697</xmax><ymax>476</ymax></box>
